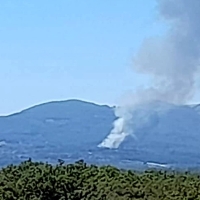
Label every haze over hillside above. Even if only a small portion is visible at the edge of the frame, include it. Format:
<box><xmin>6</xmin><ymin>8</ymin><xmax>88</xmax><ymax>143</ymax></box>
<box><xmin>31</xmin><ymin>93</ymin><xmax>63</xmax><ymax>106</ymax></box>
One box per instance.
<box><xmin>0</xmin><ymin>100</ymin><xmax>114</xmax><ymax>146</ymax></box>
<box><xmin>0</xmin><ymin>99</ymin><xmax>200</xmax><ymax>169</ymax></box>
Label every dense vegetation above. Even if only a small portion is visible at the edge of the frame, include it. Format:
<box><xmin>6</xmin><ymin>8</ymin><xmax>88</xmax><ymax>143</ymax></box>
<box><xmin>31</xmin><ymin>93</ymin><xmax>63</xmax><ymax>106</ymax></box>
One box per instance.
<box><xmin>0</xmin><ymin>159</ymin><xmax>200</xmax><ymax>200</ymax></box>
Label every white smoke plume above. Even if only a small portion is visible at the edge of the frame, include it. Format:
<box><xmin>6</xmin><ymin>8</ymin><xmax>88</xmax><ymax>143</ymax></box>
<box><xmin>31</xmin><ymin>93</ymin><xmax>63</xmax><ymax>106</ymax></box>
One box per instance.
<box><xmin>98</xmin><ymin>0</ymin><xmax>200</xmax><ymax>149</ymax></box>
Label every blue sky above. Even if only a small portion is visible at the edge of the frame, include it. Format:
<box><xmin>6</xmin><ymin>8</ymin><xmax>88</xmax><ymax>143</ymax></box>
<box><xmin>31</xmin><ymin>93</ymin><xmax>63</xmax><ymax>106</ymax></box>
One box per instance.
<box><xmin>0</xmin><ymin>0</ymin><xmax>166</xmax><ymax>115</ymax></box>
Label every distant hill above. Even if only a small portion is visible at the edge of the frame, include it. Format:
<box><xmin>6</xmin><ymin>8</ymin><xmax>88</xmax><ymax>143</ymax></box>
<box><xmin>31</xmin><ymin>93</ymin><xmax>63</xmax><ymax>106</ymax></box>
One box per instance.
<box><xmin>0</xmin><ymin>100</ymin><xmax>116</xmax><ymax>166</ymax></box>
<box><xmin>1</xmin><ymin>99</ymin><xmax>200</xmax><ymax>169</ymax></box>
<box><xmin>0</xmin><ymin>100</ymin><xmax>115</xmax><ymax>145</ymax></box>
<box><xmin>117</xmin><ymin>101</ymin><xmax>200</xmax><ymax>166</ymax></box>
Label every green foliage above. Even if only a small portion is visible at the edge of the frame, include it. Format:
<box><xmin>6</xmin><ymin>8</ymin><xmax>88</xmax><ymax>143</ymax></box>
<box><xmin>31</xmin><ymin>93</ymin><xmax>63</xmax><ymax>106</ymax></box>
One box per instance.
<box><xmin>0</xmin><ymin>159</ymin><xmax>200</xmax><ymax>200</ymax></box>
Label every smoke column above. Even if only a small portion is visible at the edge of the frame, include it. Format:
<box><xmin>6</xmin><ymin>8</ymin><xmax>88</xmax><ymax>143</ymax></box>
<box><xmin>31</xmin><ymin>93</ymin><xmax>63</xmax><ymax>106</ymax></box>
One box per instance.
<box><xmin>98</xmin><ymin>0</ymin><xmax>200</xmax><ymax>149</ymax></box>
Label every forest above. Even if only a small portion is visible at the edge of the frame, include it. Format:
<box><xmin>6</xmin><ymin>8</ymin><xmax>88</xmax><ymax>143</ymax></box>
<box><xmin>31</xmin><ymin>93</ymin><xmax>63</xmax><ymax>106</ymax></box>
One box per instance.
<box><xmin>0</xmin><ymin>159</ymin><xmax>200</xmax><ymax>200</ymax></box>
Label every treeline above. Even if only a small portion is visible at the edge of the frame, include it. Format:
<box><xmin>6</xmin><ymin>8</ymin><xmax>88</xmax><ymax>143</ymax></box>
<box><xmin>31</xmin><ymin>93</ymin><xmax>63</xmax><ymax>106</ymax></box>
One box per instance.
<box><xmin>0</xmin><ymin>159</ymin><xmax>200</xmax><ymax>200</ymax></box>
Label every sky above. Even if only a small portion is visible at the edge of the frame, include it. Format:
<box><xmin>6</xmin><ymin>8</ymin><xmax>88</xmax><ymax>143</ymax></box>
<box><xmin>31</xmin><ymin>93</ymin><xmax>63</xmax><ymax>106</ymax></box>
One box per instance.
<box><xmin>0</xmin><ymin>0</ymin><xmax>167</xmax><ymax>115</ymax></box>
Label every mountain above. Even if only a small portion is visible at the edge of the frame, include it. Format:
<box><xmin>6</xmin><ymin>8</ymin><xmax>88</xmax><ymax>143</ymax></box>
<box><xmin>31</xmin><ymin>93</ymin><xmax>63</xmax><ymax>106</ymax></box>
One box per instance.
<box><xmin>0</xmin><ymin>100</ymin><xmax>114</xmax><ymax>144</ymax></box>
<box><xmin>0</xmin><ymin>100</ymin><xmax>115</xmax><ymax>166</ymax></box>
<box><xmin>117</xmin><ymin>101</ymin><xmax>200</xmax><ymax>166</ymax></box>
<box><xmin>1</xmin><ymin>99</ymin><xmax>200</xmax><ymax>170</ymax></box>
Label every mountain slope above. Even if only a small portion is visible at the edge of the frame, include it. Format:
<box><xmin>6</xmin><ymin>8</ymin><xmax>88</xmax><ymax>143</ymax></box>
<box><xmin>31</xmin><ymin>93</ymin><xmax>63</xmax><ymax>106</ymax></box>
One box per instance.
<box><xmin>117</xmin><ymin>102</ymin><xmax>200</xmax><ymax>166</ymax></box>
<box><xmin>0</xmin><ymin>100</ymin><xmax>115</xmax><ymax>145</ymax></box>
<box><xmin>0</xmin><ymin>100</ymin><xmax>115</xmax><ymax>166</ymax></box>
<box><xmin>1</xmin><ymin>99</ymin><xmax>200</xmax><ymax>169</ymax></box>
